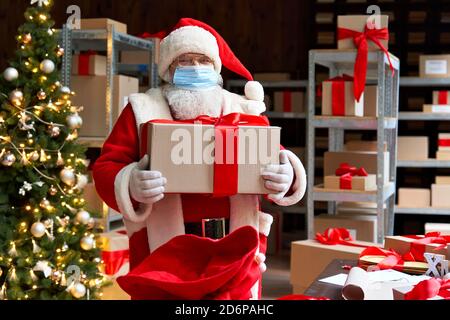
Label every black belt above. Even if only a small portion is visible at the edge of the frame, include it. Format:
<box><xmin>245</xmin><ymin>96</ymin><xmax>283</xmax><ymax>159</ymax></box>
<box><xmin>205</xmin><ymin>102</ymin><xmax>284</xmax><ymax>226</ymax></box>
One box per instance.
<box><xmin>185</xmin><ymin>218</ymin><xmax>229</xmax><ymax>239</ymax></box>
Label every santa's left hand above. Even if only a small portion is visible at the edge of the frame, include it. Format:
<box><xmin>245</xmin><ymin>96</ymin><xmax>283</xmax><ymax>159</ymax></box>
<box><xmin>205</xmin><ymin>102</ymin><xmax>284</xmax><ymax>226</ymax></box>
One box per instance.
<box><xmin>261</xmin><ymin>150</ymin><xmax>294</xmax><ymax>202</ymax></box>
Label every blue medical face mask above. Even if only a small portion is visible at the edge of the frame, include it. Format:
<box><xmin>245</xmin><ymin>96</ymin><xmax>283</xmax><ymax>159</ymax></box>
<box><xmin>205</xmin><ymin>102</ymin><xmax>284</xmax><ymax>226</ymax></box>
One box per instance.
<box><xmin>173</xmin><ymin>66</ymin><xmax>219</xmax><ymax>90</ymax></box>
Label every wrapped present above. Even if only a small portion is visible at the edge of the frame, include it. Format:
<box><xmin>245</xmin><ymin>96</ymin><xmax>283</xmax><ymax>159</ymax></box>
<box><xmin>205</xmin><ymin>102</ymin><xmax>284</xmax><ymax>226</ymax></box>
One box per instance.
<box><xmin>273</xmin><ymin>91</ymin><xmax>304</xmax><ymax>113</ymax></box>
<box><xmin>314</xmin><ymin>214</ymin><xmax>377</xmax><ymax>243</ymax></box>
<box><xmin>72</xmin><ymin>51</ymin><xmax>106</xmax><ymax>76</ymax></box>
<box><xmin>139</xmin><ymin>113</ymin><xmax>280</xmax><ymax>195</ymax></box>
<box><xmin>420</xmin><ymin>55</ymin><xmax>450</xmax><ymax>78</ymax></box>
<box><xmin>324</xmin><ymin>163</ymin><xmax>376</xmax><ymax>191</ymax></box>
<box><xmin>384</xmin><ymin>234</ymin><xmax>450</xmax><ymax>261</ymax></box>
<box><xmin>321</xmin><ymin>75</ymin><xmax>364</xmax><ymax>116</ymax></box>
<box><xmin>80</xmin><ymin>18</ymin><xmax>127</xmax><ymax>34</ymax></box>
<box><xmin>438</xmin><ymin>133</ymin><xmax>450</xmax><ymax>151</ymax></box>
<box><xmin>336</xmin><ymin>15</ymin><xmax>393</xmax><ymax>103</ymax></box>
<box><xmin>291</xmin><ymin>228</ymin><xmax>378</xmax><ymax>290</ymax></box>
<box><xmin>433</xmin><ymin>91</ymin><xmax>450</xmax><ymax>105</ymax></box>
<box><xmin>393</xmin><ymin>279</ymin><xmax>449</xmax><ymax>300</ymax></box>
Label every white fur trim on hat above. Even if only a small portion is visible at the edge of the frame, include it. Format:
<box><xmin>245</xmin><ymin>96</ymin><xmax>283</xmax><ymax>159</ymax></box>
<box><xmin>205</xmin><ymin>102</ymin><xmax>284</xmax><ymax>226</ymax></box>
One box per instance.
<box><xmin>158</xmin><ymin>26</ymin><xmax>222</xmax><ymax>83</ymax></box>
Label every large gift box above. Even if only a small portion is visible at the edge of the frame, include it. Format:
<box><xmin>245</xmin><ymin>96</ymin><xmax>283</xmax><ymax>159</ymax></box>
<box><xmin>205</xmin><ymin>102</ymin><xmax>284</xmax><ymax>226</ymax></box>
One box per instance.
<box><xmin>398</xmin><ymin>136</ymin><xmax>429</xmax><ymax>161</ymax></box>
<box><xmin>291</xmin><ymin>234</ymin><xmax>378</xmax><ymax>292</ymax></box>
<box><xmin>274</xmin><ymin>91</ymin><xmax>304</xmax><ymax>113</ymax></box>
<box><xmin>420</xmin><ymin>54</ymin><xmax>450</xmax><ymax>78</ymax></box>
<box><xmin>80</xmin><ymin>18</ymin><xmax>127</xmax><ymax>34</ymax></box>
<box><xmin>337</xmin><ymin>15</ymin><xmax>389</xmax><ymax>51</ymax></box>
<box><xmin>321</xmin><ymin>75</ymin><xmax>364</xmax><ymax>117</ymax></box>
<box><xmin>97</xmin><ymin>229</ymin><xmax>130</xmax><ymax>300</ymax></box>
<box><xmin>324</xmin><ymin>163</ymin><xmax>376</xmax><ymax>191</ymax></box>
<box><xmin>71</xmin><ymin>75</ymin><xmax>139</xmax><ymax>137</ymax></box>
<box><xmin>432</xmin><ymin>91</ymin><xmax>450</xmax><ymax>105</ymax></box>
<box><xmin>139</xmin><ymin>113</ymin><xmax>280</xmax><ymax>194</ymax></box>
<box><xmin>72</xmin><ymin>52</ymin><xmax>106</xmax><ymax>76</ymax></box>
<box><xmin>384</xmin><ymin>235</ymin><xmax>449</xmax><ymax>260</ymax></box>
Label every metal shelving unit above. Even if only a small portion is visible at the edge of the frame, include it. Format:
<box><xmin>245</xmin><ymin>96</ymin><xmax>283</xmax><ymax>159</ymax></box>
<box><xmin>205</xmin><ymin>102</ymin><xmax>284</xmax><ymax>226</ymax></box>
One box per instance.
<box><xmin>58</xmin><ymin>24</ymin><xmax>158</xmax><ymax>231</ymax></box>
<box><xmin>306</xmin><ymin>49</ymin><xmax>400</xmax><ymax>243</ymax></box>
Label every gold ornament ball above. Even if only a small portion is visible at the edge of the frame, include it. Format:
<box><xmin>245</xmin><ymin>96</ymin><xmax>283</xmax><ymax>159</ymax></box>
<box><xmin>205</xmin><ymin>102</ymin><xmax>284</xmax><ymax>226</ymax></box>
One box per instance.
<box><xmin>40</xmin><ymin>59</ymin><xmax>55</xmax><ymax>74</ymax></box>
<box><xmin>48</xmin><ymin>125</ymin><xmax>60</xmax><ymax>137</ymax></box>
<box><xmin>57</xmin><ymin>47</ymin><xmax>64</xmax><ymax>57</ymax></box>
<box><xmin>37</xmin><ymin>90</ymin><xmax>46</xmax><ymax>100</ymax></box>
<box><xmin>80</xmin><ymin>236</ymin><xmax>94</xmax><ymax>250</ymax></box>
<box><xmin>76</xmin><ymin>210</ymin><xmax>91</xmax><ymax>225</ymax></box>
<box><xmin>40</xmin><ymin>198</ymin><xmax>50</xmax><ymax>209</ymax></box>
<box><xmin>10</xmin><ymin>89</ymin><xmax>24</xmax><ymax>106</ymax></box>
<box><xmin>3</xmin><ymin>67</ymin><xmax>19</xmax><ymax>81</ymax></box>
<box><xmin>70</xmin><ymin>283</ymin><xmax>86</xmax><ymax>299</ymax></box>
<box><xmin>1</xmin><ymin>152</ymin><xmax>16</xmax><ymax>166</ymax></box>
<box><xmin>66</xmin><ymin>114</ymin><xmax>83</xmax><ymax>129</ymax></box>
<box><xmin>30</xmin><ymin>222</ymin><xmax>46</xmax><ymax>238</ymax></box>
<box><xmin>60</xmin><ymin>168</ymin><xmax>75</xmax><ymax>186</ymax></box>
<box><xmin>30</xmin><ymin>151</ymin><xmax>39</xmax><ymax>161</ymax></box>
<box><xmin>23</xmin><ymin>33</ymin><xmax>32</xmax><ymax>44</ymax></box>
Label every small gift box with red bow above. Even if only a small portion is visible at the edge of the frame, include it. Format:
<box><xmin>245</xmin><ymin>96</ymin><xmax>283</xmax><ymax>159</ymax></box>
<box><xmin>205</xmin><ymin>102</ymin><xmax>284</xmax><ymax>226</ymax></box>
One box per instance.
<box><xmin>140</xmin><ymin>113</ymin><xmax>280</xmax><ymax>195</ymax></box>
<box><xmin>321</xmin><ymin>75</ymin><xmax>364</xmax><ymax>117</ymax></box>
<box><xmin>432</xmin><ymin>91</ymin><xmax>450</xmax><ymax>105</ymax></box>
<box><xmin>274</xmin><ymin>91</ymin><xmax>305</xmax><ymax>113</ymax></box>
<box><xmin>384</xmin><ymin>234</ymin><xmax>450</xmax><ymax>261</ymax></box>
<box><xmin>324</xmin><ymin>163</ymin><xmax>376</xmax><ymax>191</ymax></box>
<box><xmin>72</xmin><ymin>52</ymin><xmax>106</xmax><ymax>76</ymax></box>
<box><xmin>436</xmin><ymin>133</ymin><xmax>450</xmax><ymax>160</ymax></box>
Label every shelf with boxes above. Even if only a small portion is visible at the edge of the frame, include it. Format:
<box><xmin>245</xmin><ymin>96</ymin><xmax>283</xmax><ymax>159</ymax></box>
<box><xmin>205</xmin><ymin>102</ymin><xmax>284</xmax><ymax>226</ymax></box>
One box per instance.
<box><xmin>57</xmin><ymin>19</ymin><xmax>159</xmax><ymax>231</ymax></box>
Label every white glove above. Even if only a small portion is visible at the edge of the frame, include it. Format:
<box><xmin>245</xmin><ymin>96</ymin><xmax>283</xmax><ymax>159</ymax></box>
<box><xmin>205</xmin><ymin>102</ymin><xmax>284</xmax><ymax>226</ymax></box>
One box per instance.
<box><xmin>129</xmin><ymin>155</ymin><xmax>166</xmax><ymax>204</ymax></box>
<box><xmin>261</xmin><ymin>150</ymin><xmax>294</xmax><ymax>202</ymax></box>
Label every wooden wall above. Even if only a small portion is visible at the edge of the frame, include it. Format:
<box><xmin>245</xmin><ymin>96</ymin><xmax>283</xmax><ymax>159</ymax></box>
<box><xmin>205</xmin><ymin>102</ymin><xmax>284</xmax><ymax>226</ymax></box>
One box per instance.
<box><xmin>0</xmin><ymin>0</ymin><xmax>311</xmax><ymax>79</ymax></box>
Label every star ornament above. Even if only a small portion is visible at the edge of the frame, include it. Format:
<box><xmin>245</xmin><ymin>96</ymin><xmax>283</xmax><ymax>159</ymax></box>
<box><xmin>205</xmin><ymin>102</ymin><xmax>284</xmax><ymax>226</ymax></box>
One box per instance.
<box><xmin>30</xmin><ymin>0</ymin><xmax>49</xmax><ymax>7</ymax></box>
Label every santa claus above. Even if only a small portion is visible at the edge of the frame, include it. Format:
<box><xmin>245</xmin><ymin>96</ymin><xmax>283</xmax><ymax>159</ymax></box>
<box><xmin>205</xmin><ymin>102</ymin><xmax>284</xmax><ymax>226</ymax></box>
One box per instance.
<box><xmin>92</xmin><ymin>18</ymin><xmax>306</xmax><ymax>300</ymax></box>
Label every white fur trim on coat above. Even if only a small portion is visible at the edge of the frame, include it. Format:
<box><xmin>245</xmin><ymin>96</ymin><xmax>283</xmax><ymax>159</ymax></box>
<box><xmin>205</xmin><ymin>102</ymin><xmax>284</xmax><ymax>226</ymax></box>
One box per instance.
<box><xmin>159</xmin><ymin>26</ymin><xmax>221</xmax><ymax>83</ymax></box>
<box><xmin>258</xmin><ymin>212</ymin><xmax>274</xmax><ymax>237</ymax></box>
<box><xmin>272</xmin><ymin>150</ymin><xmax>307</xmax><ymax>207</ymax></box>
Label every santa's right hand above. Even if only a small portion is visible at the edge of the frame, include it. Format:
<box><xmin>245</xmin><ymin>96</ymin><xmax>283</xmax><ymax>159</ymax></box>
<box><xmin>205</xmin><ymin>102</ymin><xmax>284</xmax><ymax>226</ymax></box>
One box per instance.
<box><xmin>129</xmin><ymin>155</ymin><xmax>166</xmax><ymax>204</ymax></box>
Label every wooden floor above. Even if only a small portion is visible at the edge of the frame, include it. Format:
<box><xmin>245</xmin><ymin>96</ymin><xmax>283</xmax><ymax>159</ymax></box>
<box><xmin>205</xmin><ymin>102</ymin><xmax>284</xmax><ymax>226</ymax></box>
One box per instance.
<box><xmin>261</xmin><ymin>252</ymin><xmax>292</xmax><ymax>300</ymax></box>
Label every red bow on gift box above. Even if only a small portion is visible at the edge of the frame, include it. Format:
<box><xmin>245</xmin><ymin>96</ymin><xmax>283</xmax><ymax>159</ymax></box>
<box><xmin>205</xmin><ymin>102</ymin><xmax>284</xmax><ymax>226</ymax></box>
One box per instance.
<box><xmin>335</xmin><ymin>163</ymin><xmax>369</xmax><ymax>190</ymax></box>
<box><xmin>337</xmin><ymin>24</ymin><xmax>394</xmax><ymax>102</ymax></box>
<box><xmin>405</xmin><ymin>278</ymin><xmax>450</xmax><ymax>300</ymax></box>
<box><xmin>400</xmin><ymin>232</ymin><xmax>450</xmax><ymax>262</ymax></box>
<box><xmin>315</xmin><ymin>227</ymin><xmax>369</xmax><ymax>248</ymax></box>
<box><xmin>325</xmin><ymin>74</ymin><xmax>354</xmax><ymax>116</ymax></box>
<box><xmin>359</xmin><ymin>246</ymin><xmax>411</xmax><ymax>271</ymax></box>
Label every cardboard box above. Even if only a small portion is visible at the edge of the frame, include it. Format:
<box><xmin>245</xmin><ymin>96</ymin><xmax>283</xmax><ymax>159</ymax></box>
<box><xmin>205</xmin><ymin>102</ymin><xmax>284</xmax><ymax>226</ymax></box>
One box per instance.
<box><xmin>254</xmin><ymin>73</ymin><xmax>290</xmax><ymax>81</ymax></box>
<box><xmin>274</xmin><ymin>91</ymin><xmax>305</xmax><ymax>113</ymax></box>
<box><xmin>424</xmin><ymin>223</ymin><xmax>450</xmax><ymax>235</ymax></box>
<box><xmin>71</xmin><ymin>75</ymin><xmax>139</xmax><ymax>137</ymax></box>
<box><xmin>364</xmin><ymin>85</ymin><xmax>378</xmax><ymax>117</ymax></box>
<box><xmin>322</xmin><ymin>78</ymin><xmax>364</xmax><ymax>116</ymax></box>
<box><xmin>419</xmin><ymin>55</ymin><xmax>450</xmax><ymax>78</ymax></box>
<box><xmin>72</xmin><ymin>54</ymin><xmax>106</xmax><ymax>76</ymax></box>
<box><xmin>438</xmin><ymin>133</ymin><xmax>450</xmax><ymax>151</ymax></box>
<box><xmin>290</xmin><ymin>239</ymin><xmax>378</xmax><ymax>289</ymax></box>
<box><xmin>324</xmin><ymin>174</ymin><xmax>376</xmax><ymax>191</ymax></box>
<box><xmin>436</xmin><ymin>150</ymin><xmax>450</xmax><ymax>160</ymax></box>
<box><xmin>121</xmin><ymin>38</ymin><xmax>160</xmax><ymax>64</ymax></box>
<box><xmin>324</xmin><ymin>151</ymin><xmax>390</xmax><ymax>184</ymax></box>
<box><xmin>432</xmin><ymin>91</ymin><xmax>450</xmax><ymax>105</ymax></box>
<box><xmin>432</xmin><ymin>184</ymin><xmax>450</xmax><ymax>208</ymax></box>
<box><xmin>344</xmin><ymin>140</ymin><xmax>387</xmax><ymax>152</ymax></box>
<box><xmin>423</xmin><ymin>104</ymin><xmax>450</xmax><ymax>113</ymax></box>
<box><xmin>435</xmin><ymin>176</ymin><xmax>450</xmax><ymax>184</ymax></box>
<box><xmin>80</xmin><ymin>18</ymin><xmax>127</xmax><ymax>34</ymax></box>
<box><xmin>397</xmin><ymin>188</ymin><xmax>430</xmax><ymax>208</ymax></box>
<box><xmin>398</xmin><ymin>137</ymin><xmax>428</xmax><ymax>161</ymax></box>
<box><xmin>384</xmin><ymin>235</ymin><xmax>448</xmax><ymax>259</ymax></box>
<box><xmin>337</xmin><ymin>15</ymin><xmax>389</xmax><ymax>50</ymax></box>
<box><xmin>314</xmin><ymin>214</ymin><xmax>377</xmax><ymax>242</ymax></box>
<box><xmin>140</xmin><ymin>122</ymin><xmax>280</xmax><ymax>194</ymax></box>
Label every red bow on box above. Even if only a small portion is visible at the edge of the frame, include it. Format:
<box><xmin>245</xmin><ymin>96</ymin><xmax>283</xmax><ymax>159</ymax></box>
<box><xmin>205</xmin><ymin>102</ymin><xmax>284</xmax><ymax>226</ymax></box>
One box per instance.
<box><xmin>77</xmin><ymin>50</ymin><xmax>97</xmax><ymax>76</ymax></box>
<box><xmin>140</xmin><ymin>113</ymin><xmax>270</xmax><ymax>196</ymax></box>
<box><xmin>401</xmin><ymin>232</ymin><xmax>450</xmax><ymax>262</ymax></box>
<box><xmin>315</xmin><ymin>227</ymin><xmax>369</xmax><ymax>248</ymax></box>
<box><xmin>335</xmin><ymin>162</ymin><xmax>368</xmax><ymax>190</ymax></box>
<box><xmin>337</xmin><ymin>24</ymin><xmax>394</xmax><ymax>102</ymax></box>
<box><xmin>359</xmin><ymin>246</ymin><xmax>412</xmax><ymax>271</ymax></box>
<box><xmin>405</xmin><ymin>278</ymin><xmax>450</xmax><ymax>300</ymax></box>
<box><xmin>325</xmin><ymin>75</ymin><xmax>354</xmax><ymax>116</ymax></box>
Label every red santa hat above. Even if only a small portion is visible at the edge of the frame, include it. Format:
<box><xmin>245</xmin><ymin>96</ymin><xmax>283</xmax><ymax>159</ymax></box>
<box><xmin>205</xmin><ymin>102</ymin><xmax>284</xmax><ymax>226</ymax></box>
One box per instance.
<box><xmin>158</xmin><ymin>18</ymin><xmax>264</xmax><ymax>101</ymax></box>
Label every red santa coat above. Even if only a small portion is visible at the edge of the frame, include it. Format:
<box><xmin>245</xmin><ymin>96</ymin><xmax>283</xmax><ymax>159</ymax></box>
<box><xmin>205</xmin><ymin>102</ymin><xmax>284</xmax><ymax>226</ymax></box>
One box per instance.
<box><xmin>92</xmin><ymin>87</ymin><xmax>306</xmax><ymax>299</ymax></box>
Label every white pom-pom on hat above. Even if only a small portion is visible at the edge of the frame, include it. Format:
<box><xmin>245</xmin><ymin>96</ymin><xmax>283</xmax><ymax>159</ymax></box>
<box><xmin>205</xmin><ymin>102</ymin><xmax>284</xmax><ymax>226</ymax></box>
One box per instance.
<box><xmin>244</xmin><ymin>81</ymin><xmax>264</xmax><ymax>102</ymax></box>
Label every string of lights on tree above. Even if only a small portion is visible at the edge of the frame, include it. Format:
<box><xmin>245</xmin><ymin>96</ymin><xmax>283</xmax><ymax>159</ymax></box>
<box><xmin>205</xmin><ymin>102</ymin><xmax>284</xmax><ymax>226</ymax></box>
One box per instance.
<box><xmin>0</xmin><ymin>0</ymin><xmax>107</xmax><ymax>300</ymax></box>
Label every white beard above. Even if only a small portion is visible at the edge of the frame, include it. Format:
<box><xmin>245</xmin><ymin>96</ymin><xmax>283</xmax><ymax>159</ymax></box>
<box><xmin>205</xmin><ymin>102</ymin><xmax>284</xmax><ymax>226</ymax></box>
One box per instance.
<box><xmin>162</xmin><ymin>84</ymin><xmax>224</xmax><ymax>120</ymax></box>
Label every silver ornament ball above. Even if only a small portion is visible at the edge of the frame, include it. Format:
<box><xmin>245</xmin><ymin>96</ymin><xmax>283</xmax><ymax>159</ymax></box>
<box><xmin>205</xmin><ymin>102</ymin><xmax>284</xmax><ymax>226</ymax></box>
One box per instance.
<box><xmin>49</xmin><ymin>125</ymin><xmax>60</xmax><ymax>137</ymax></box>
<box><xmin>87</xmin><ymin>217</ymin><xmax>96</xmax><ymax>229</ymax></box>
<box><xmin>3</xmin><ymin>67</ymin><xmax>19</xmax><ymax>81</ymax></box>
<box><xmin>30</xmin><ymin>151</ymin><xmax>39</xmax><ymax>161</ymax></box>
<box><xmin>66</xmin><ymin>114</ymin><xmax>82</xmax><ymax>129</ymax></box>
<box><xmin>40</xmin><ymin>59</ymin><xmax>55</xmax><ymax>74</ymax></box>
<box><xmin>1</xmin><ymin>152</ymin><xmax>16</xmax><ymax>166</ymax></box>
<box><xmin>40</xmin><ymin>198</ymin><xmax>50</xmax><ymax>208</ymax></box>
<box><xmin>70</xmin><ymin>283</ymin><xmax>86</xmax><ymax>299</ymax></box>
<box><xmin>76</xmin><ymin>210</ymin><xmax>91</xmax><ymax>225</ymax></box>
<box><xmin>60</xmin><ymin>168</ymin><xmax>75</xmax><ymax>186</ymax></box>
<box><xmin>80</xmin><ymin>236</ymin><xmax>94</xmax><ymax>251</ymax></box>
<box><xmin>60</xmin><ymin>86</ymin><xmax>71</xmax><ymax>94</ymax></box>
<box><xmin>31</xmin><ymin>222</ymin><xmax>46</xmax><ymax>238</ymax></box>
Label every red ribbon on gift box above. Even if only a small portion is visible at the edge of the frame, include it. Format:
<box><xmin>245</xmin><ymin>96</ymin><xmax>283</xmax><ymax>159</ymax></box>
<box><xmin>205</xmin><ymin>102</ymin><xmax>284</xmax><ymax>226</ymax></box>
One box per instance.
<box><xmin>438</xmin><ymin>91</ymin><xmax>449</xmax><ymax>105</ymax></box>
<box><xmin>438</xmin><ymin>139</ymin><xmax>450</xmax><ymax>147</ymax></box>
<box><xmin>140</xmin><ymin>113</ymin><xmax>270</xmax><ymax>196</ymax></box>
<box><xmin>405</xmin><ymin>278</ymin><xmax>450</xmax><ymax>300</ymax></box>
<box><xmin>335</xmin><ymin>162</ymin><xmax>368</xmax><ymax>190</ymax></box>
<box><xmin>102</xmin><ymin>249</ymin><xmax>130</xmax><ymax>276</ymax></box>
<box><xmin>399</xmin><ymin>232</ymin><xmax>450</xmax><ymax>262</ymax></box>
<box><xmin>359</xmin><ymin>246</ymin><xmax>410</xmax><ymax>271</ymax></box>
<box><xmin>315</xmin><ymin>227</ymin><xmax>370</xmax><ymax>248</ymax></box>
<box><xmin>337</xmin><ymin>24</ymin><xmax>394</xmax><ymax>102</ymax></box>
<box><xmin>78</xmin><ymin>50</ymin><xmax>97</xmax><ymax>75</ymax></box>
<box><xmin>325</xmin><ymin>75</ymin><xmax>354</xmax><ymax>116</ymax></box>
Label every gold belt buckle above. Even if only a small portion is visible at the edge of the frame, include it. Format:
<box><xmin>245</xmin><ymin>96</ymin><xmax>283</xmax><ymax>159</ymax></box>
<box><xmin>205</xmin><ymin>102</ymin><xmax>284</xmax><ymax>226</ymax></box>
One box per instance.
<box><xmin>201</xmin><ymin>218</ymin><xmax>226</xmax><ymax>239</ymax></box>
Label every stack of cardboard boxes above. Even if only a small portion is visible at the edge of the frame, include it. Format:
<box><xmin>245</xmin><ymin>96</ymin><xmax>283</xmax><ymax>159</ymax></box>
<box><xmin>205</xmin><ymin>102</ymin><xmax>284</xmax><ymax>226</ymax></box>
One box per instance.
<box><xmin>420</xmin><ymin>54</ymin><xmax>450</xmax><ymax>113</ymax></box>
<box><xmin>398</xmin><ymin>176</ymin><xmax>450</xmax><ymax>208</ymax></box>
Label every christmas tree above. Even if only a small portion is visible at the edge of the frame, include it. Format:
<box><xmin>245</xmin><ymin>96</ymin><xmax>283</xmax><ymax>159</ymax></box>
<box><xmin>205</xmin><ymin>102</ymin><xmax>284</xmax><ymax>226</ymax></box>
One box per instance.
<box><xmin>0</xmin><ymin>0</ymin><xmax>106</xmax><ymax>300</ymax></box>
